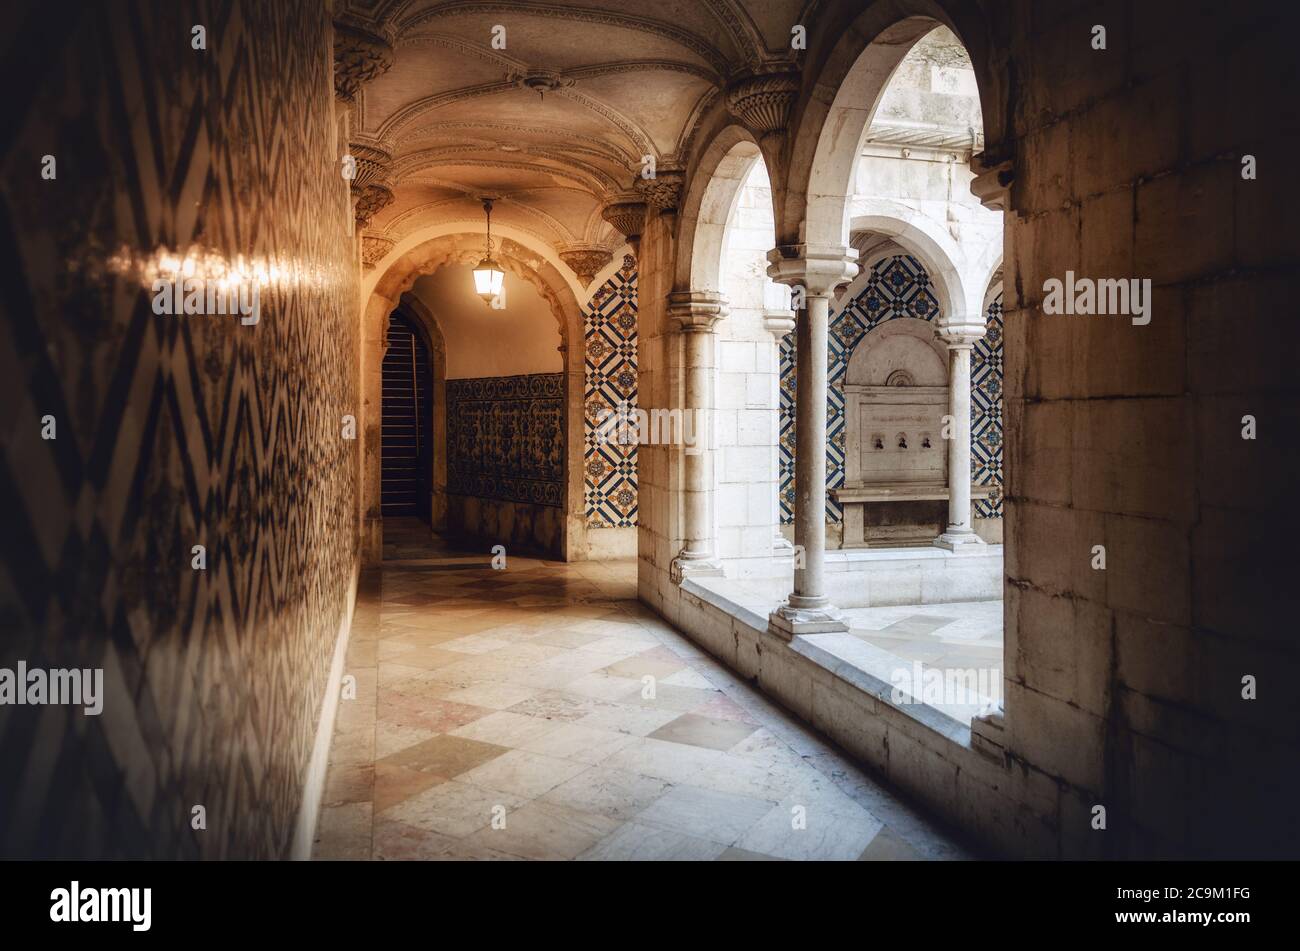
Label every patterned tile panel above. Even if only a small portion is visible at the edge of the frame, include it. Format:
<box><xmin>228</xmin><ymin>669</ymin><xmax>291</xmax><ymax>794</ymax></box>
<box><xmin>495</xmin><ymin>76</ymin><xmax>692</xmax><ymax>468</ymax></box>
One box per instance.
<box><xmin>779</xmin><ymin>255</ymin><xmax>1003</xmax><ymax>524</ymax></box>
<box><xmin>445</xmin><ymin>374</ymin><xmax>565</xmax><ymax>507</ymax></box>
<box><xmin>972</xmin><ymin>293</ymin><xmax>1004</xmax><ymax>517</ymax></box>
<box><xmin>583</xmin><ymin>255</ymin><xmax>638</xmax><ymax>528</ymax></box>
<box><xmin>0</xmin><ymin>0</ymin><xmax>358</xmax><ymax>858</ymax></box>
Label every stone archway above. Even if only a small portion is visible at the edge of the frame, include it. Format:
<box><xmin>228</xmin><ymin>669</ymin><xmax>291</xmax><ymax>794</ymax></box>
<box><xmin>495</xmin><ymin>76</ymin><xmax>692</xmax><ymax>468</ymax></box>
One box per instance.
<box><xmin>360</xmin><ymin>233</ymin><xmax>589</xmax><ymax>563</ymax></box>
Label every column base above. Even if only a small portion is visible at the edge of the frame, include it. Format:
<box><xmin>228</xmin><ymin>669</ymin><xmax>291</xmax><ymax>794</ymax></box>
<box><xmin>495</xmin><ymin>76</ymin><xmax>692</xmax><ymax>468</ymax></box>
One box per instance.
<box><xmin>933</xmin><ymin>529</ymin><xmax>986</xmax><ymax>553</ymax></box>
<box><xmin>768</xmin><ymin>600</ymin><xmax>848</xmax><ymax>640</ymax></box>
<box><xmin>669</xmin><ymin>552</ymin><xmax>723</xmax><ymax>585</ymax></box>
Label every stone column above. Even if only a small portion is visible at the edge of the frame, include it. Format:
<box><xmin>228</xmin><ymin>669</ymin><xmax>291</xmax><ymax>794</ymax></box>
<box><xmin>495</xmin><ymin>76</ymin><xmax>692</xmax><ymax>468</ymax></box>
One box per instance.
<box><xmin>668</xmin><ymin>290</ymin><xmax>726</xmax><ymax>582</ymax></box>
<box><xmin>934</xmin><ymin>313</ymin><xmax>987</xmax><ymax>551</ymax></box>
<box><xmin>765</xmin><ymin>246</ymin><xmax>858</xmax><ymax>638</ymax></box>
<box><xmin>762</xmin><ymin>307</ymin><xmax>796</xmax><ymax>559</ymax></box>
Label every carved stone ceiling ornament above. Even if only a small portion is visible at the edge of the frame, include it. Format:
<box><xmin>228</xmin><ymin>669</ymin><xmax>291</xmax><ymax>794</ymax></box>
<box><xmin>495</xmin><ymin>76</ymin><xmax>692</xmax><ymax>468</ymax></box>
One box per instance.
<box><xmin>725</xmin><ymin>68</ymin><xmax>801</xmax><ymax>134</ymax></box>
<box><xmin>558</xmin><ymin>244</ymin><xmax>615</xmax><ymax>287</ymax></box>
<box><xmin>334</xmin><ymin>22</ymin><xmax>395</xmax><ymax>102</ymax></box>
<box><xmin>361</xmin><ymin>234</ymin><xmax>396</xmax><ymax>270</ymax></box>
<box><xmin>336</xmin><ymin>0</ymin><xmax>807</xmax><ymax>258</ymax></box>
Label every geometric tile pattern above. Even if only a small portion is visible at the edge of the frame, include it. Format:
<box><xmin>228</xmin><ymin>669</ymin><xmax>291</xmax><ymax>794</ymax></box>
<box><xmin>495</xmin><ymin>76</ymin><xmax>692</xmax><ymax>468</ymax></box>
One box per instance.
<box><xmin>0</xmin><ymin>1</ymin><xmax>358</xmax><ymax>858</ymax></box>
<box><xmin>779</xmin><ymin>256</ymin><xmax>1003</xmax><ymax>525</ymax></box>
<box><xmin>313</xmin><ymin>523</ymin><xmax>971</xmax><ymax>860</ymax></box>
<box><xmin>583</xmin><ymin>255</ymin><xmax>638</xmax><ymax>528</ymax></box>
<box><xmin>780</xmin><ymin>255</ymin><xmax>943</xmax><ymax>523</ymax></box>
<box><xmin>445</xmin><ymin>374</ymin><xmax>565</xmax><ymax>507</ymax></box>
<box><xmin>971</xmin><ymin>292</ymin><xmax>1004</xmax><ymax>518</ymax></box>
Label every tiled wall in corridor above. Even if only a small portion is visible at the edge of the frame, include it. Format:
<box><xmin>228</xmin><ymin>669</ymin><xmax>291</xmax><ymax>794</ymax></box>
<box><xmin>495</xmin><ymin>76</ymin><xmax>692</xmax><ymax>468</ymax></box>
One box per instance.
<box><xmin>0</xmin><ymin>0</ymin><xmax>358</xmax><ymax>858</ymax></box>
<box><xmin>445</xmin><ymin>374</ymin><xmax>565</xmax><ymax>507</ymax></box>
<box><xmin>583</xmin><ymin>256</ymin><xmax>639</xmax><ymax>528</ymax></box>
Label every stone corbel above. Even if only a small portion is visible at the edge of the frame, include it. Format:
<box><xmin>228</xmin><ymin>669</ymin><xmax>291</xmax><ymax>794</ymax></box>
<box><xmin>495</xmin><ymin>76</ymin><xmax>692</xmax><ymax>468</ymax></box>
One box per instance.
<box><xmin>666</xmin><ymin>290</ymin><xmax>727</xmax><ymax>332</ymax></box>
<box><xmin>558</xmin><ymin>244</ymin><xmax>614</xmax><ymax>288</ymax></box>
<box><xmin>348</xmin><ymin>139</ymin><xmax>394</xmax><ymax>229</ymax></box>
<box><xmin>725</xmin><ymin>68</ymin><xmax>801</xmax><ymax>136</ymax></box>
<box><xmin>361</xmin><ymin>234</ymin><xmax>395</xmax><ymax>271</ymax></box>
<box><xmin>636</xmin><ymin>167</ymin><xmax>685</xmax><ymax>216</ymax></box>
<box><xmin>600</xmin><ymin>192</ymin><xmax>648</xmax><ymax>257</ymax></box>
<box><xmin>761</xmin><ymin>310</ymin><xmax>795</xmax><ymax>338</ymax></box>
<box><xmin>969</xmin><ymin>153</ymin><xmax>1014</xmax><ymax>212</ymax></box>
<box><xmin>333</xmin><ymin>22</ymin><xmax>395</xmax><ymax>103</ymax></box>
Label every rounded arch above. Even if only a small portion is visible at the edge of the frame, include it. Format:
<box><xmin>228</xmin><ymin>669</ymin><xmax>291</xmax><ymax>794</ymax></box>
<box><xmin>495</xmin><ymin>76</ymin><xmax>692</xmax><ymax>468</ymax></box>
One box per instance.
<box><xmin>846</xmin><ymin>206</ymin><xmax>969</xmax><ymax>320</ymax></box>
<box><xmin>979</xmin><ymin>255</ymin><xmax>1005</xmax><ymax>315</ymax></box>
<box><xmin>779</xmin><ymin>1</ymin><xmax>1002</xmax><ymax>249</ymax></box>
<box><xmin>359</xmin><ymin>231</ymin><xmax>591</xmax><ymax>564</ymax></box>
<box><xmin>673</xmin><ymin>122</ymin><xmax>767</xmax><ymax>293</ymax></box>
<box><xmin>371</xmin><ymin>232</ymin><xmax>581</xmax><ymax>349</ymax></box>
<box><xmin>363</xmin><ymin>220</ymin><xmax>591</xmax><ymax>304</ymax></box>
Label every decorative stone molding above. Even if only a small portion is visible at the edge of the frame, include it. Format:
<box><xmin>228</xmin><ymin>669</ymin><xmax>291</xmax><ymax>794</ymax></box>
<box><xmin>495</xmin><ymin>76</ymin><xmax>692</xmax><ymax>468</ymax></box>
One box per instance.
<box><xmin>636</xmin><ymin>168</ymin><xmax>685</xmax><ymax>213</ymax></box>
<box><xmin>333</xmin><ymin>23</ymin><xmax>395</xmax><ymax>102</ymax></box>
<box><xmin>507</xmin><ymin>68</ymin><xmax>574</xmax><ymax>97</ymax></box>
<box><xmin>558</xmin><ymin>244</ymin><xmax>613</xmax><ymax>288</ymax></box>
<box><xmin>761</xmin><ymin>309</ymin><xmax>796</xmax><ymax>338</ymax></box>
<box><xmin>769</xmin><ymin>602</ymin><xmax>848</xmax><ymax>640</ymax></box>
<box><xmin>348</xmin><ymin>140</ymin><xmax>392</xmax><ymax>190</ymax></box>
<box><xmin>361</xmin><ymin>234</ymin><xmax>395</xmax><ymax>270</ymax></box>
<box><xmin>601</xmin><ymin>193</ymin><xmax>648</xmax><ymax>256</ymax></box>
<box><xmin>765</xmin><ymin>244</ymin><xmax>860</xmax><ymax>297</ymax></box>
<box><xmin>666</xmin><ymin>289</ymin><xmax>727</xmax><ymax>332</ymax></box>
<box><xmin>934</xmin><ymin>311</ymin><xmax>987</xmax><ymax>347</ymax></box>
<box><xmin>969</xmin><ymin>154</ymin><xmax>1014</xmax><ymax>212</ymax></box>
<box><xmin>725</xmin><ymin>69</ymin><xmax>801</xmax><ymax>134</ymax></box>
<box><xmin>348</xmin><ymin>140</ymin><xmax>394</xmax><ymax>228</ymax></box>
<box><xmin>353</xmin><ymin>184</ymin><xmax>393</xmax><ymax>229</ymax></box>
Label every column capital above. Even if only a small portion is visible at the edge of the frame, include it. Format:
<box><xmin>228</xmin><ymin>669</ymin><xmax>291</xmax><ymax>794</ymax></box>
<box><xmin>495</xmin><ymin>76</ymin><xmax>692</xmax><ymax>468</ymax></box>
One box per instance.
<box><xmin>637</xmin><ymin>167</ymin><xmax>685</xmax><ymax>213</ymax></box>
<box><xmin>558</xmin><ymin>244</ymin><xmax>613</xmax><ymax>288</ymax></box>
<box><xmin>667</xmin><ymin>290</ymin><xmax>727</xmax><ymax>331</ymax></box>
<box><xmin>333</xmin><ymin>22</ymin><xmax>395</xmax><ymax>103</ymax></box>
<box><xmin>761</xmin><ymin>309</ymin><xmax>795</xmax><ymax>338</ymax></box>
<box><xmin>361</xmin><ymin>233</ymin><xmax>394</xmax><ymax>271</ymax></box>
<box><xmin>935</xmin><ymin>312</ymin><xmax>986</xmax><ymax>347</ymax></box>
<box><xmin>765</xmin><ymin>244</ymin><xmax>859</xmax><ymax>297</ymax></box>
<box><xmin>601</xmin><ymin>192</ymin><xmax>647</xmax><ymax>257</ymax></box>
<box><xmin>725</xmin><ymin>68</ymin><xmax>801</xmax><ymax>135</ymax></box>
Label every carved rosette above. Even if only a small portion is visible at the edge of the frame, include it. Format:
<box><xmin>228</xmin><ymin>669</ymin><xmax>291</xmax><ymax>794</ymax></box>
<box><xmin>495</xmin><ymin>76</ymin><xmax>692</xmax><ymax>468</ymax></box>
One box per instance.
<box><xmin>333</xmin><ymin>23</ymin><xmax>395</xmax><ymax>102</ymax></box>
<box><xmin>601</xmin><ymin>193</ymin><xmax>648</xmax><ymax>256</ymax></box>
<box><xmin>725</xmin><ymin>70</ymin><xmax>801</xmax><ymax>134</ymax></box>
<box><xmin>361</xmin><ymin>234</ymin><xmax>395</xmax><ymax>270</ymax></box>
<box><xmin>558</xmin><ymin>245</ymin><xmax>614</xmax><ymax>287</ymax></box>
<box><xmin>636</xmin><ymin>168</ymin><xmax>685</xmax><ymax>213</ymax></box>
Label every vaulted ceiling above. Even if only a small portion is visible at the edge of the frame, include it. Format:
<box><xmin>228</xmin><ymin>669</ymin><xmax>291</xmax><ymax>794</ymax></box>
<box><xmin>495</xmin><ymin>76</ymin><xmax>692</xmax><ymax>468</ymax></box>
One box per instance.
<box><xmin>338</xmin><ymin>0</ymin><xmax>808</xmax><ymax>263</ymax></box>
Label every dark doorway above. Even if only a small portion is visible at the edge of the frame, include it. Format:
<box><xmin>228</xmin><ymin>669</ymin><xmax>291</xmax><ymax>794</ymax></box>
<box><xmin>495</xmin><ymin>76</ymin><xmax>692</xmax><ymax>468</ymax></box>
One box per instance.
<box><xmin>381</xmin><ymin>312</ymin><xmax>432</xmax><ymax>521</ymax></box>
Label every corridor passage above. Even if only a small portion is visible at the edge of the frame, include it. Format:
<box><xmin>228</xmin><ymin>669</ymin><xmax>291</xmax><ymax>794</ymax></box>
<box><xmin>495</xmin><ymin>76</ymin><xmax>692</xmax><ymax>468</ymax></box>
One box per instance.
<box><xmin>314</xmin><ymin>523</ymin><xmax>970</xmax><ymax>860</ymax></box>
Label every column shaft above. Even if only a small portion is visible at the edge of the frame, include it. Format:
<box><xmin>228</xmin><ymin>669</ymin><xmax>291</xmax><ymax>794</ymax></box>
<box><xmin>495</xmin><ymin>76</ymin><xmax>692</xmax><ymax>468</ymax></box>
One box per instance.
<box><xmin>680</xmin><ymin>327</ymin><xmax>712</xmax><ymax>561</ymax></box>
<box><xmin>790</xmin><ymin>295</ymin><xmax>831</xmax><ymax>608</ymax></box>
<box><xmin>946</xmin><ymin>344</ymin><xmax>973</xmax><ymax>535</ymax></box>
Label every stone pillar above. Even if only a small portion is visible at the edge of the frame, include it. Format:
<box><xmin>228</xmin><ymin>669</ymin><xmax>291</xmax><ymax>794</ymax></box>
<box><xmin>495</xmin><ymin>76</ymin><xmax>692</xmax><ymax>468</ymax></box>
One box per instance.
<box><xmin>668</xmin><ymin>291</ymin><xmax>726</xmax><ymax>582</ymax></box>
<box><xmin>765</xmin><ymin>245</ymin><xmax>858</xmax><ymax>638</ymax></box>
<box><xmin>762</xmin><ymin>307</ymin><xmax>796</xmax><ymax>559</ymax></box>
<box><xmin>934</xmin><ymin>313</ymin><xmax>987</xmax><ymax>551</ymax></box>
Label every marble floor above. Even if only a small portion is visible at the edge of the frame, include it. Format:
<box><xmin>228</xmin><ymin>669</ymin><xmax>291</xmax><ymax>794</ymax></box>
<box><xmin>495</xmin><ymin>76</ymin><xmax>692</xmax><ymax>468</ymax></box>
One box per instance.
<box><xmin>313</xmin><ymin>520</ymin><xmax>974</xmax><ymax>861</ymax></box>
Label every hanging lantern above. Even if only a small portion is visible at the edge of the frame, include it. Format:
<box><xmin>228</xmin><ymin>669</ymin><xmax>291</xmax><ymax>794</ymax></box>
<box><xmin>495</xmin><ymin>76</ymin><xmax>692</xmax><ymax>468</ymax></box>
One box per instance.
<box><xmin>472</xmin><ymin>197</ymin><xmax>505</xmax><ymax>305</ymax></box>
